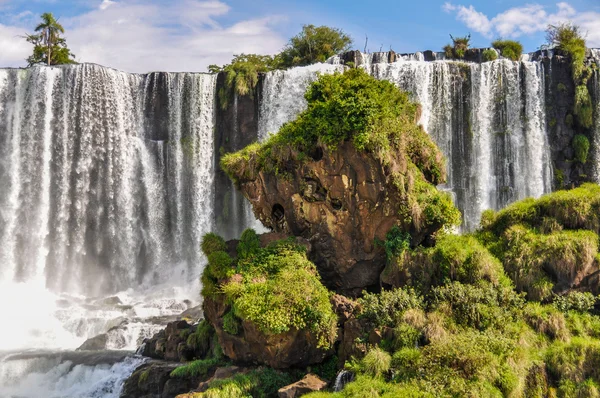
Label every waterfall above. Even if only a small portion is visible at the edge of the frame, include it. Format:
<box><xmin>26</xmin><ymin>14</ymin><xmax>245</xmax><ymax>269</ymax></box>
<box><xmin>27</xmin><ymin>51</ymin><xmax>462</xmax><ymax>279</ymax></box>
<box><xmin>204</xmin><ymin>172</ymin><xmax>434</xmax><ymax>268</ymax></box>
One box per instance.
<box><xmin>258</xmin><ymin>55</ymin><xmax>553</xmax><ymax>230</ymax></box>
<box><xmin>0</xmin><ymin>65</ymin><xmax>216</xmax><ymax>296</ymax></box>
<box><xmin>258</xmin><ymin>63</ymin><xmax>345</xmax><ymax>140</ymax></box>
<box><xmin>592</xmin><ymin>50</ymin><xmax>600</xmax><ymax>181</ymax></box>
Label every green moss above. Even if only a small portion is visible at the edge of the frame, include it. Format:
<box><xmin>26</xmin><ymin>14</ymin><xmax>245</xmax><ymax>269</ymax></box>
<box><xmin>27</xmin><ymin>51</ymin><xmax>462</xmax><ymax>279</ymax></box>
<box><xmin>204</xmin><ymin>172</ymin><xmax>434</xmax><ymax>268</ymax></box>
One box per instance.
<box><xmin>491</xmin><ymin>39</ymin><xmax>523</xmax><ymax>61</ymax></box>
<box><xmin>557</xmin><ymin>82</ymin><xmax>567</xmax><ymax>92</ymax></box>
<box><xmin>138</xmin><ymin>369</ymin><xmax>150</xmax><ymax>387</ymax></box>
<box><xmin>170</xmin><ymin>358</ymin><xmax>219</xmax><ymax>379</ymax></box>
<box><xmin>202</xmin><ymin>233</ymin><xmax>337</xmax><ymax>349</ymax></box>
<box><xmin>482</xmin><ymin>49</ymin><xmax>498</xmax><ymax>62</ymax></box>
<box><xmin>187</xmin><ymin>320</ymin><xmax>213</xmax><ymax>356</ymax></box>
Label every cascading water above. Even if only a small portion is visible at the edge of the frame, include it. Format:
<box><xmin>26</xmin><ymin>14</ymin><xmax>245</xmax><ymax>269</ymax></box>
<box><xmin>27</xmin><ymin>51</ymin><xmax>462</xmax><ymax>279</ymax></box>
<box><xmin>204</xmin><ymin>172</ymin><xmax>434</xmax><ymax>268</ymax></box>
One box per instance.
<box><xmin>591</xmin><ymin>50</ymin><xmax>600</xmax><ymax>181</ymax></box>
<box><xmin>0</xmin><ymin>64</ymin><xmax>216</xmax><ymax>395</ymax></box>
<box><xmin>258</xmin><ymin>54</ymin><xmax>553</xmax><ymax>230</ymax></box>
<box><xmin>258</xmin><ymin>63</ymin><xmax>345</xmax><ymax>140</ymax></box>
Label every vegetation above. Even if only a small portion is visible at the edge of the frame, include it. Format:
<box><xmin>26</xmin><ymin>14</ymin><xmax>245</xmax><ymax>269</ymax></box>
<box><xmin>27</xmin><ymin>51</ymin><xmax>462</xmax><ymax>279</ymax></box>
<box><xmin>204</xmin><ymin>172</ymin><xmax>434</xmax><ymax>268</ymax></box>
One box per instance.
<box><xmin>209</xmin><ymin>54</ymin><xmax>278</xmax><ymax>109</ymax></box>
<box><xmin>201</xmin><ymin>367</ymin><xmax>295</xmax><ymax>398</ymax></box>
<box><xmin>546</xmin><ymin>23</ymin><xmax>593</xmax><ymax>129</ymax></box>
<box><xmin>491</xmin><ymin>39</ymin><xmax>523</xmax><ymax>61</ymax></box>
<box><xmin>25</xmin><ymin>12</ymin><xmax>76</xmax><ymax>66</ymax></box>
<box><xmin>201</xmin><ymin>230</ymin><xmax>337</xmax><ymax>349</ymax></box>
<box><xmin>481</xmin><ymin>49</ymin><xmax>498</xmax><ymax>62</ymax></box>
<box><xmin>443</xmin><ymin>34</ymin><xmax>471</xmax><ymax>59</ymax></box>
<box><xmin>279</xmin><ymin>24</ymin><xmax>352</xmax><ymax>67</ymax></box>
<box><xmin>207</xmin><ymin>24</ymin><xmax>350</xmax><ymax>102</ymax></box>
<box><xmin>221</xmin><ymin>68</ymin><xmax>460</xmax><ymax>232</ymax></box>
<box><xmin>573</xmin><ymin>134</ymin><xmax>590</xmax><ymax>164</ymax></box>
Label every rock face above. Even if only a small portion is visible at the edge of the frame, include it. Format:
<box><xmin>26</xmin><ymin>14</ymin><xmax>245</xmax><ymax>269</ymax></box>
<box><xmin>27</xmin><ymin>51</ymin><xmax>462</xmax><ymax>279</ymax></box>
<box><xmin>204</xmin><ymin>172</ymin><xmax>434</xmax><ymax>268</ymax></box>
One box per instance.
<box><xmin>278</xmin><ymin>374</ymin><xmax>328</xmax><ymax>398</ymax></box>
<box><xmin>234</xmin><ymin>142</ymin><xmax>441</xmax><ymax>294</ymax></box>
<box><xmin>121</xmin><ymin>362</ymin><xmax>208</xmax><ymax>398</ymax></box>
<box><xmin>203</xmin><ymin>295</ymin><xmax>332</xmax><ymax>369</ymax></box>
<box><xmin>141</xmin><ymin>320</ymin><xmax>201</xmax><ymax>362</ymax></box>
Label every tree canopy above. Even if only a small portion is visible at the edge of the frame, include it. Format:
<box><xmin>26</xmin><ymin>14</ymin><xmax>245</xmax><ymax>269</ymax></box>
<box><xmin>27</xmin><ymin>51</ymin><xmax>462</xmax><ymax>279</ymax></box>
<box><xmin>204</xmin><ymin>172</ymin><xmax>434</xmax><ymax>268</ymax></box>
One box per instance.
<box><xmin>279</xmin><ymin>24</ymin><xmax>353</xmax><ymax>67</ymax></box>
<box><xmin>25</xmin><ymin>12</ymin><xmax>76</xmax><ymax>66</ymax></box>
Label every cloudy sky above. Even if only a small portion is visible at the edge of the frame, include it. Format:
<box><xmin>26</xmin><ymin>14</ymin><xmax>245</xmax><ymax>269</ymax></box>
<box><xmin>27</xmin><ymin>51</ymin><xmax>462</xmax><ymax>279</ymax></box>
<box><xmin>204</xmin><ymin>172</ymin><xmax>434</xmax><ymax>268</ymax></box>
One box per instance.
<box><xmin>0</xmin><ymin>0</ymin><xmax>598</xmax><ymax>73</ymax></box>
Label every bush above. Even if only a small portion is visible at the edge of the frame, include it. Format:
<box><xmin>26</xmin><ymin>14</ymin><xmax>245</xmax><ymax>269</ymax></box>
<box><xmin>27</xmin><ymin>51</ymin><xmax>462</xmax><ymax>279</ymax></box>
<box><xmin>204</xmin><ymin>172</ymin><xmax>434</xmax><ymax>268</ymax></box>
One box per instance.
<box><xmin>361</xmin><ymin>347</ymin><xmax>392</xmax><ymax>378</ymax></box>
<box><xmin>554</xmin><ymin>292</ymin><xmax>596</xmax><ymax>313</ymax></box>
<box><xmin>491</xmin><ymin>39</ymin><xmax>523</xmax><ymax>61</ymax></box>
<box><xmin>207</xmin><ymin>251</ymin><xmax>234</xmax><ymax>279</ymax></box>
<box><xmin>573</xmin><ymin>134</ymin><xmax>590</xmax><ymax>164</ymax></box>
<box><xmin>482</xmin><ymin>48</ymin><xmax>498</xmax><ymax>62</ymax></box>
<box><xmin>443</xmin><ymin>34</ymin><xmax>471</xmax><ymax>59</ymax></box>
<box><xmin>358</xmin><ymin>288</ymin><xmax>423</xmax><ymax>328</ymax></box>
<box><xmin>223</xmin><ymin>310</ymin><xmax>241</xmax><ymax>335</ymax></box>
<box><xmin>433</xmin><ymin>282</ymin><xmax>523</xmax><ymax>330</ymax></box>
<box><xmin>202</xmin><ymin>233</ymin><xmax>228</xmax><ymax>256</ymax></box>
<box><xmin>237</xmin><ymin>228</ymin><xmax>261</xmax><ymax>259</ymax></box>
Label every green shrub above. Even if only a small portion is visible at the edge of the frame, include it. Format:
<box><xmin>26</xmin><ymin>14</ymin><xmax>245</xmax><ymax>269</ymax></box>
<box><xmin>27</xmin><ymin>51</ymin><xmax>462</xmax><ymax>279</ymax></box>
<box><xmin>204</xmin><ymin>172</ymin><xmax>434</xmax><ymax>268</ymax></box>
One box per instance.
<box><xmin>491</xmin><ymin>39</ymin><xmax>523</xmax><ymax>61</ymax></box>
<box><xmin>202</xmin><ymin>233</ymin><xmax>228</xmax><ymax>256</ymax></box>
<box><xmin>443</xmin><ymin>34</ymin><xmax>471</xmax><ymax>59</ymax></box>
<box><xmin>207</xmin><ymin>251</ymin><xmax>234</xmax><ymax>279</ymax></box>
<box><xmin>203</xmin><ymin>367</ymin><xmax>294</xmax><ymax>398</ymax></box>
<box><xmin>376</xmin><ymin>225</ymin><xmax>411</xmax><ymax>260</ymax></box>
<box><xmin>362</xmin><ymin>347</ymin><xmax>392</xmax><ymax>378</ymax></box>
<box><xmin>554</xmin><ymin>292</ymin><xmax>596</xmax><ymax>313</ymax></box>
<box><xmin>391</xmin><ymin>348</ymin><xmax>422</xmax><ymax>381</ymax></box>
<box><xmin>433</xmin><ymin>282</ymin><xmax>523</xmax><ymax>330</ymax></box>
<box><xmin>482</xmin><ymin>49</ymin><xmax>498</xmax><ymax>62</ymax></box>
<box><xmin>392</xmin><ymin>323</ymin><xmax>421</xmax><ymax>349</ymax></box>
<box><xmin>357</xmin><ymin>288</ymin><xmax>423</xmax><ymax>328</ymax></box>
<box><xmin>573</xmin><ymin>134</ymin><xmax>590</xmax><ymax>164</ymax></box>
<box><xmin>279</xmin><ymin>24</ymin><xmax>352</xmax><ymax>67</ymax></box>
<box><xmin>237</xmin><ymin>228</ymin><xmax>261</xmax><ymax>259</ymax></box>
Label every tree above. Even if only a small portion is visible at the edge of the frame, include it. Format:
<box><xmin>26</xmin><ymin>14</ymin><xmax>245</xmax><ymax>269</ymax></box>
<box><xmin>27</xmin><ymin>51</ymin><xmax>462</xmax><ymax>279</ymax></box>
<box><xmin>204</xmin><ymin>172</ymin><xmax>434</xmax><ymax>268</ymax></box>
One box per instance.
<box><xmin>25</xmin><ymin>12</ymin><xmax>76</xmax><ymax>66</ymax></box>
<box><xmin>279</xmin><ymin>25</ymin><xmax>352</xmax><ymax>67</ymax></box>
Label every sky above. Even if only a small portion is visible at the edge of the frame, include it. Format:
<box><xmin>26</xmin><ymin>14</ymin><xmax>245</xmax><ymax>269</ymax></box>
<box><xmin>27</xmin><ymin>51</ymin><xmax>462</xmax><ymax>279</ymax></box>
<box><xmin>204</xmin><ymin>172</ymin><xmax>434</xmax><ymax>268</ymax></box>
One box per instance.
<box><xmin>0</xmin><ymin>0</ymin><xmax>599</xmax><ymax>73</ymax></box>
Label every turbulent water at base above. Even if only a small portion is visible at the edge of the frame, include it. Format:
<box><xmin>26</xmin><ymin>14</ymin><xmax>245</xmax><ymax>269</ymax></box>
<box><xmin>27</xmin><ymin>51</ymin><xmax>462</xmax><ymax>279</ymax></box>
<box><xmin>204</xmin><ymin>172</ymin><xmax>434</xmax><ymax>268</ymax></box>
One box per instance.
<box><xmin>0</xmin><ymin>64</ymin><xmax>216</xmax><ymax>396</ymax></box>
<box><xmin>259</xmin><ymin>54</ymin><xmax>553</xmax><ymax>230</ymax></box>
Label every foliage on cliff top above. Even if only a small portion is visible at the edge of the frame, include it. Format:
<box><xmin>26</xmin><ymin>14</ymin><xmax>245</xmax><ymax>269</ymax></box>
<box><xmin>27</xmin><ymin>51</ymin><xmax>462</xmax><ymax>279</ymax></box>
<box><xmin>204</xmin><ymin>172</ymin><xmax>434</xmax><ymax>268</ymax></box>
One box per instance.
<box><xmin>25</xmin><ymin>12</ymin><xmax>76</xmax><ymax>66</ymax></box>
<box><xmin>279</xmin><ymin>24</ymin><xmax>352</xmax><ymax>67</ymax></box>
<box><xmin>221</xmin><ymin>68</ymin><xmax>460</xmax><ymax>231</ymax></box>
<box><xmin>491</xmin><ymin>39</ymin><xmax>523</xmax><ymax>61</ymax></box>
<box><xmin>201</xmin><ymin>229</ymin><xmax>337</xmax><ymax>349</ymax></box>
<box><xmin>443</xmin><ymin>34</ymin><xmax>471</xmax><ymax>59</ymax></box>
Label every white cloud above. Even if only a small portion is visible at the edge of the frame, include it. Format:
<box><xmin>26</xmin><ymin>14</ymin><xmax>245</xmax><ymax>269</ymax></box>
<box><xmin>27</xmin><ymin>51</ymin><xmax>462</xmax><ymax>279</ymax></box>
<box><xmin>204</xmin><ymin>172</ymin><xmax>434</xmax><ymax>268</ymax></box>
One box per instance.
<box><xmin>0</xmin><ymin>0</ymin><xmax>287</xmax><ymax>72</ymax></box>
<box><xmin>443</xmin><ymin>2</ymin><xmax>600</xmax><ymax>47</ymax></box>
<box><xmin>0</xmin><ymin>24</ymin><xmax>32</xmax><ymax>66</ymax></box>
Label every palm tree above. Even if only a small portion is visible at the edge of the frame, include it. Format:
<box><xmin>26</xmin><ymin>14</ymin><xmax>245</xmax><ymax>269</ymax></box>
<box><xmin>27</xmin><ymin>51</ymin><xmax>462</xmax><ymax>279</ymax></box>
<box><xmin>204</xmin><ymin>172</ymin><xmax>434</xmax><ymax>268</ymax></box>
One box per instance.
<box><xmin>35</xmin><ymin>13</ymin><xmax>65</xmax><ymax>66</ymax></box>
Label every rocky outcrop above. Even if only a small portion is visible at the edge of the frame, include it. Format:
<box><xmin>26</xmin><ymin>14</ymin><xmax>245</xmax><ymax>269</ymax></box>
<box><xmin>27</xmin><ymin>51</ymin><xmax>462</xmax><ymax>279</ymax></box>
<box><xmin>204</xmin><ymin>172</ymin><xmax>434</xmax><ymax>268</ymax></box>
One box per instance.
<box><xmin>278</xmin><ymin>374</ymin><xmax>328</xmax><ymax>398</ymax></box>
<box><xmin>121</xmin><ymin>361</ymin><xmax>209</xmax><ymax>398</ymax></box>
<box><xmin>141</xmin><ymin>320</ymin><xmax>205</xmax><ymax>362</ymax></box>
<box><xmin>203</xmin><ymin>295</ymin><xmax>332</xmax><ymax>369</ymax></box>
<box><xmin>229</xmin><ymin>141</ymin><xmax>451</xmax><ymax>295</ymax></box>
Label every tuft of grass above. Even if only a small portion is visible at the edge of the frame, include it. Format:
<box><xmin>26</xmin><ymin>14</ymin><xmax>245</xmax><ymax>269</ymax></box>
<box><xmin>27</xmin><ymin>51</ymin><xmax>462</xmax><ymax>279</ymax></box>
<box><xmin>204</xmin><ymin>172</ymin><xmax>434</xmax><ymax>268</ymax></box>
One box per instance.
<box><xmin>170</xmin><ymin>358</ymin><xmax>219</xmax><ymax>379</ymax></box>
<box><xmin>482</xmin><ymin>48</ymin><xmax>498</xmax><ymax>62</ymax></box>
<box><xmin>361</xmin><ymin>347</ymin><xmax>392</xmax><ymax>378</ymax></box>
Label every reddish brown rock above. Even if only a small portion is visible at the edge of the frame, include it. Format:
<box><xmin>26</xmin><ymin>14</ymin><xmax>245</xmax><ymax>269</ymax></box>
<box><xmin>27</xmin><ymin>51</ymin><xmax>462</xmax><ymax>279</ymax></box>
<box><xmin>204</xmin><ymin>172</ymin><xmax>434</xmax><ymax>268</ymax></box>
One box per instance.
<box><xmin>204</xmin><ymin>296</ymin><xmax>332</xmax><ymax>369</ymax></box>
<box><xmin>278</xmin><ymin>374</ymin><xmax>328</xmax><ymax>398</ymax></box>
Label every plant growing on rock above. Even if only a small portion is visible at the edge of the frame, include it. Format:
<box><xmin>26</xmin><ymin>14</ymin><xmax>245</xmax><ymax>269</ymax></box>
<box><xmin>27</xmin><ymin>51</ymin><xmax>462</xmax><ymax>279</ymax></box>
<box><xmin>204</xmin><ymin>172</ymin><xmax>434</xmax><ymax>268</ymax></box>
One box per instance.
<box><xmin>546</xmin><ymin>23</ymin><xmax>593</xmax><ymax>129</ymax></box>
<box><xmin>443</xmin><ymin>34</ymin><xmax>471</xmax><ymax>59</ymax></box>
<box><xmin>482</xmin><ymin>49</ymin><xmax>498</xmax><ymax>62</ymax></box>
<box><xmin>573</xmin><ymin>134</ymin><xmax>590</xmax><ymax>164</ymax></box>
<box><xmin>491</xmin><ymin>39</ymin><xmax>523</xmax><ymax>61</ymax></box>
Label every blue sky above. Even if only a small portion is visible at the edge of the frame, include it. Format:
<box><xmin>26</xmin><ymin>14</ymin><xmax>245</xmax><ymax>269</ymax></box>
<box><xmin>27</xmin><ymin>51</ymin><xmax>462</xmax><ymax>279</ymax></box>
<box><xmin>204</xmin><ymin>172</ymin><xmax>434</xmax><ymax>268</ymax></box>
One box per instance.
<box><xmin>0</xmin><ymin>0</ymin><xmax>599</xmax><ymax>72</ymax></box>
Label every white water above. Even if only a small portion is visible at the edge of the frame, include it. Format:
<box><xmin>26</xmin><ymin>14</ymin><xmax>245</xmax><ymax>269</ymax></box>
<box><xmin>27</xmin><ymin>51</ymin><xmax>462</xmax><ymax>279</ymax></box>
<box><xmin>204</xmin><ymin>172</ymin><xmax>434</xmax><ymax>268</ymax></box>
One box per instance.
<box><xmin>0</xmin><ymin>64</ymin><xmax>216</xmax><ymax>396</ymax></box>
<box><xmin>258</xmin><ymin>63</ymin><xmax>345</xmax><ymax>140</ymax></box>
<box><xmin>258</xmin><ymin>54</ymin><xmax>553</xmax><ymax>230</ymax></box>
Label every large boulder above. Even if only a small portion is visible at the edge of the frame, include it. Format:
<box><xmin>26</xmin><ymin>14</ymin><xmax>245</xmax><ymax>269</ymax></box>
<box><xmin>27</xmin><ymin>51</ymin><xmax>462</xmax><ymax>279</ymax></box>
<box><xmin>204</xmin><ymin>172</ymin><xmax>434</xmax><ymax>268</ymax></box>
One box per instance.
<box><xmin>221</xmin><ymin>69</ymin><xmax>459</xmax><ymax>295</ymax></box>
<box><xmin>121</xmin><ymin>362</ymin><xmax>208</xmax><ymax>398</ymax></box>
<box><xmin>278</xmin><ymin>374</ymin><xmax>328</xmax><ymax>398</ymax></box>
<box><xmin>203</xmin><ymin>295</ymin><xmax>332</xmax><ymax>369</ymax></box>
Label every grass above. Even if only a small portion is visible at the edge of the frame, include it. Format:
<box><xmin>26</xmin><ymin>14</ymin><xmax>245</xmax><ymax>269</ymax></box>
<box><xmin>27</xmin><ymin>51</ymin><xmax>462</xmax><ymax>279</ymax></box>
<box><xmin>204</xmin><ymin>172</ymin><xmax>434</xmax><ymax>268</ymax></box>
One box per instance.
<box><xmin>491</xmin><ymin>39</ymin><xmax>523</xmax><ymax>61</ymax></box>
